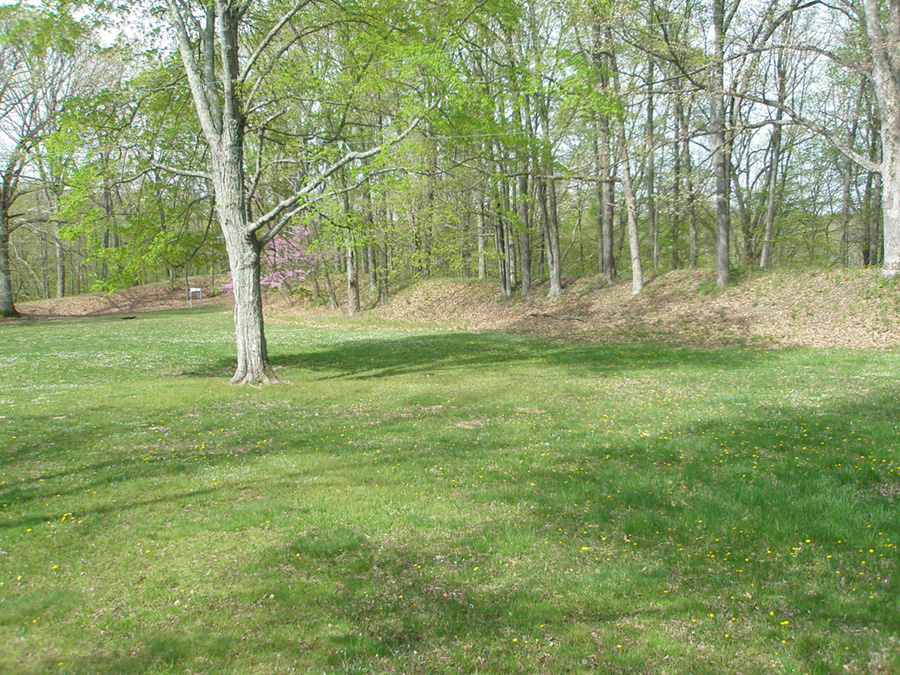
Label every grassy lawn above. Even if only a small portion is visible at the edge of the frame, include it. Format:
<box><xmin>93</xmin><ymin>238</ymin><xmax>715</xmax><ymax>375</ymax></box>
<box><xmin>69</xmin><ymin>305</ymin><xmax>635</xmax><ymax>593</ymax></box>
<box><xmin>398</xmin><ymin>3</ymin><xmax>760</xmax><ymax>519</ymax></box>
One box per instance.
<box><xmin>1</xmin><ymin>307</ymin><xmax>899</xmax><ymax>674</ymax></box>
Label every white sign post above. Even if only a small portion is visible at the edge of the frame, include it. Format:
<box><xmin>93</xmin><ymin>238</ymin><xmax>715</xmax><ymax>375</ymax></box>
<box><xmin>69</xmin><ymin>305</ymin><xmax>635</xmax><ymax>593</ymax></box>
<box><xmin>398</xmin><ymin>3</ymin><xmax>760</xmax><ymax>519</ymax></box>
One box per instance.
<box><xmin>189</xmin><ymin>287</ymin><xmax>202</xmax><ymax>309</ymax></box>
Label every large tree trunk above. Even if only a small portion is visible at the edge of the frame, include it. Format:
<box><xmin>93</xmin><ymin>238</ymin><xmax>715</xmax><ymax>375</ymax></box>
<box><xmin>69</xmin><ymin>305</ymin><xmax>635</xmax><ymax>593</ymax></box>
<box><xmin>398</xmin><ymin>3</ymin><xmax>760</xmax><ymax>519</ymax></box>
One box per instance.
<box><xmin>168</xmin><ymin>0</ymin><xmax>279</xmax><ymax>384</ymax></box>
<box><xmin>213</xmin><ymin>137</ymin><xmax>275</xmax><ymax>385</ymax></box>
<box><xmin>224</xmin><ymin>230</ymin><xmax>274</xmax><ymax>385</ymax></box>
<box><xmin>860</xmin><ymin>0</ymin><xmax>900</xmax><ymax>275</ymax></box>
<box><xmin>881</xmin><ymin>137</ymin><xmax>900</xmax><ymax>275</ymax></box>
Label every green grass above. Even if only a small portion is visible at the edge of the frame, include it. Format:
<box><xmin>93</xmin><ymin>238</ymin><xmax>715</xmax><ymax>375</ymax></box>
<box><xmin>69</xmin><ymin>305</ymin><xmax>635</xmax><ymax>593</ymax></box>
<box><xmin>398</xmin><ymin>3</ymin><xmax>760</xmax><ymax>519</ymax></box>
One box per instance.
<box><xmin>2</xmin><ymin>307</ymin><xmax>899</xmax><ymax>674</ymax></box>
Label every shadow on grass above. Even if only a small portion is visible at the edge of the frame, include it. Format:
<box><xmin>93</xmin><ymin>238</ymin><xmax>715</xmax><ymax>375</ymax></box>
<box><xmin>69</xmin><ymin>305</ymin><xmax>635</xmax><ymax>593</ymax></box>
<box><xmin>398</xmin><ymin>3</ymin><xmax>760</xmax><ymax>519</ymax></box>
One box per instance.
<box><xmin>187</xmin><ymin>330</ymin><xmax>777</xmax><ymax>382</ymax></box>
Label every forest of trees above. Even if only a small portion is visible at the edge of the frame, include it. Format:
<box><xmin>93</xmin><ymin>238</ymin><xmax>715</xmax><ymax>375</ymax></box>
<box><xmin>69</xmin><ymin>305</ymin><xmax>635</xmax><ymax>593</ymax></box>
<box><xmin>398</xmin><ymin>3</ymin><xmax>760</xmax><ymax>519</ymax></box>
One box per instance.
<box><xmin>1</xmin><ymin>0</ymin><xmax>897</xmax><ymax>380</ymax></box>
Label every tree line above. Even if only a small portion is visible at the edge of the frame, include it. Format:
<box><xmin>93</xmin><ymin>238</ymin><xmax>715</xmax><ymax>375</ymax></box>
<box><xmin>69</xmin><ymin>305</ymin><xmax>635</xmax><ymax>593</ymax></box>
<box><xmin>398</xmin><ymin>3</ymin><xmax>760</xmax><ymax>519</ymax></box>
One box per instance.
<box><xmin>0</xmin><ymin>0</ymin><xmax>895</xmax><ymax>382</ymax></box>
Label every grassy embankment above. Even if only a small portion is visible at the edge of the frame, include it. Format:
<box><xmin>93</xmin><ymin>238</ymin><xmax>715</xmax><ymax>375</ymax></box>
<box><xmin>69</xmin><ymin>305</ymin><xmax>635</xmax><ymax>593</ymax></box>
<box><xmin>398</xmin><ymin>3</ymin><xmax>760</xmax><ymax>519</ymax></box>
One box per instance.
<box><xmin>1</xmin><ymin>306</ymin><xmax>899</xmax><ymax>674</ymax></box>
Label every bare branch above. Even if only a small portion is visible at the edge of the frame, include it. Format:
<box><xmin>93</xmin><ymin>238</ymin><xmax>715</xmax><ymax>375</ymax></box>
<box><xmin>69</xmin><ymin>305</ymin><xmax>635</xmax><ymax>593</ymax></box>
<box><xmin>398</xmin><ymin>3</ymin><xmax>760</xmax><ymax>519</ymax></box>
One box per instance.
<box><xmin>732</xmin><ymin>90</ymin><xmax>880</xmax><ymax>172</ymax></box>
<box><xmin>252</xmin><ymin>115</ymin><xmax>425</xmax><ymax>244</ymax></box>
<box><xmin>165</xmin><ymin>0</ymin><xmax>221</xmax><ymax>142</ymax></box>
<box><xmin>152</xmin><ymin>163</ymin><xmax>212</xmax><ymax>181</ymax></box>
<box><xmin>239</xmin><ymin>0</ymin><xmax>312</xmax><ymax>85</ymax></box>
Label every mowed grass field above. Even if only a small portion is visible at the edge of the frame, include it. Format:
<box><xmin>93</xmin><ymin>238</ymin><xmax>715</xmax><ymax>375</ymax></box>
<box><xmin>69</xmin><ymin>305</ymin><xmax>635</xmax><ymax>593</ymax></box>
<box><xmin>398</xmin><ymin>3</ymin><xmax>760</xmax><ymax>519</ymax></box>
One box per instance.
<box><xmin>1</xmin><ymin>307</ymin><xmax>899</xmax><ymax>674</ymax></box>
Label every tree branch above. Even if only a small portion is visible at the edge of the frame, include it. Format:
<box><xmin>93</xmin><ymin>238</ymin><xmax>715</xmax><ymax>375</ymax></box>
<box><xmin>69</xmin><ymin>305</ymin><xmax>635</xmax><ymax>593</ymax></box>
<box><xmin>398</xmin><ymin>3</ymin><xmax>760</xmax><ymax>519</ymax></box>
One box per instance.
<box><xmin>239</xmin><ymin>0</ymin><xmax>312</xmax><ymax>86</ymax></box>
<box><xmin>165</xmin><ymin>0</ymin><xmax>220</xmax><ymax>143</ymax></box>
<box><xmin>252</xmin><ymin>115</ymin><xmax>424</xmax><ymax>244</ymax></box>
<box><xmin>732</xmin><ymin>90</ymin><xmax>880</xmax><ymax>172</ymax></box>
<box><xmin>152</xmin><ymin>163</ymin><xmax>212</xmax><ymax>181</ymax></box>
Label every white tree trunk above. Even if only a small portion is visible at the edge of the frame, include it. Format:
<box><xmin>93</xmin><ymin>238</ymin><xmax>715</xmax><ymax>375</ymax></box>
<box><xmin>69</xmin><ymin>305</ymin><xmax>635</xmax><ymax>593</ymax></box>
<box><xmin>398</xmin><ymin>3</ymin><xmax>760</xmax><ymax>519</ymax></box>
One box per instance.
<box><xmin>214</xmin><ymin>152</ymin><xmax>275</xmax><ymax>385</ymax></box>
<box><xmin>881</xmin><ymin>136</ymin><xmax>900</xmax><ymax>275</ymax></box>
<box><xmin>225</xmin><ymin>231</ymin><xmax>275</xmax><ymax>385</ymax></box>
<box><xmin>861</xmin><ymin>0</ymin><xmax>900</xmax><ymax>276</ymax></box>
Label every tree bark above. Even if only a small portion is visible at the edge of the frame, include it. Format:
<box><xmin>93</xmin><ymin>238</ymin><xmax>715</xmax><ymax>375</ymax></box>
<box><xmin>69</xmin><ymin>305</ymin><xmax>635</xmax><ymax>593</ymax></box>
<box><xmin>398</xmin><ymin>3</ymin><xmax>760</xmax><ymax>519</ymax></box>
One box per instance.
<box><xmin>0</xmin><ymin>214</ymin><xmax>17</xmax><ymax>317</ymax></box>
<box><xmin>647</xmin><ymin>60</ymin><xmax>658</xmax><ymax>272</ymax></box>
<box><xmin>609</xmin><ymin>42</ymin><xmax>642</xmax><ymax>294</ymax></box>
<box><xmin>346</xmin><ymin>245</ymin><xmax>359</xmax><ymax>315</ymax></box>
<box><xmin>55</xmin><ymin>232</ymin><xmax>65</xmax><ymax>298</ymax></box>
<box><xmin>711</xmin><ymin>0</ymin><xmax>731</xmax><ymax>288</ymax></box>
<box><xmin>616</xmin><ymin>121</ymin><xmax>644</xmax><ymax>295</ymax></box>
<box><xmin>860</xmin><ymin>0</ymin><xmax>900</xmax><ymax>275</ymax></box>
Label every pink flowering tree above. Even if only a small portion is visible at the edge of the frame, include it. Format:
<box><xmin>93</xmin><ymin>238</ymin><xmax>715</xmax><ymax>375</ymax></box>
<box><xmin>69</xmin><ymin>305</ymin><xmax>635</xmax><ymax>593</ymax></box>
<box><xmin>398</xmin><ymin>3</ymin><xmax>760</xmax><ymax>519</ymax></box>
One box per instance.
<box><xmin>222</xmin><ymin>227</ymin><xmax>313</xmax><ymax>303</ymax></box>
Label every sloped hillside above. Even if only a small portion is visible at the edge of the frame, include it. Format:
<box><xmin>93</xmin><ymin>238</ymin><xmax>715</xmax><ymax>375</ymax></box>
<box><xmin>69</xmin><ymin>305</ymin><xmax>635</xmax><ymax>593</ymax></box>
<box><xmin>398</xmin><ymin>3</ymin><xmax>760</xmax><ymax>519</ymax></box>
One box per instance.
<box><xmin>10</xmin><ymin>269</ymin><xmax>900</xmax><ymax>349</ymax></box>
<box><xmin>278</xmin><ymin>268</ymin><xmax>900</xmax><ymax>349</ymax></box>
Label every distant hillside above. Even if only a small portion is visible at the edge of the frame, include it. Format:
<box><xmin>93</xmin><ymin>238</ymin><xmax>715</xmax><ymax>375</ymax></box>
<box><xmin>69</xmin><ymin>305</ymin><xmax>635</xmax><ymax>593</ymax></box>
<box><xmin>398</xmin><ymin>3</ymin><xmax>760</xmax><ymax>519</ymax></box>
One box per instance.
<box><xmin>10</xmin><ymin>269</ymin><xmax>900</xmax><ymax>349</ymax></box>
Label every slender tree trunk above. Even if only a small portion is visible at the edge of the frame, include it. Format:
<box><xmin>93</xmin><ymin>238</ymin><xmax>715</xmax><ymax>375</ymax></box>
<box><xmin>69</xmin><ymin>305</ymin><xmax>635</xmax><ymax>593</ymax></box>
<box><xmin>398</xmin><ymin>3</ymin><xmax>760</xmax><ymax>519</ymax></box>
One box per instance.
<box><xmin>592</xmin><ymin>16</ymin><xmax>616</xmax><ymax>284</ymax></box>
<box><xmin>761</xmin><ymin>47</ymin><xmax>788</xmax><ymax>270</ymax></box>
<box><xmin>547</xmin><ymin>176</ymin><xmax>562</xmax><ymax>297</ymax></box>
<box><xmin>609</xmin><ymin>43</ymin><xmax>642</xmax><ymax>294</ymax></box>
<box><xmin>647</xmin><ymin>60</ymin><xmax>658</xmax><ymax>272</ymax></box>
<box><xmin>676</xmin><ymin>99</ymin><xmax>699</xmax><ymax>268</ymax></box>
<box><xmin>0</xmin><ymin>214</ymin><xmax>17</xmax><ymax>317</ymax></box>
<box><xmin>346</xmin><ymin>244</ymin><xmax>359</xmax><ymax>315</ymax></box>
<box><xmin>366</xmin><ymin>245</ymin><xmax>377</xmax><ymax>296</ymax></box>
<box><xmin>528</xmin><ymin>92</ymin><xmax>562</xmax><ymax>299</ymax></box>
<box><xmin>377</xmin><ymin>243</ymin><xmax>389</xmax><ymax>303</ymax></box>
<box><xmin>477</xmin><ymin>193</ymin><xmax>487</xmax><ymax>279</ymax></box>
<box><xmin>672</xmin><ymin>100</ymin><xmax>683</xmax><ymax>269</ymax></box>
<box><xmin>617</xmin><ymin>123</ymin><xmax>644</xmax><ymax>295</ymax></box>
<box><xmin>508</xmin><ymin>61</ymin><xmax>532</xmax><ymax>294</ymax></box>
<box><xmin>601</xmin><ymin>120</ymin><xmax>616</xmax><ymax>283</ymax></box>
<box><xmin>502</xmin><ymin>176</ymin><xmax>516</xmax><ymax>290</ymax></box>
<box><xmin>494</xmin><ymin>182</ymin><xmax>512</xmax><ymax>298</ymax></box>
<box><xmin>760</xmin><ymin>115</ymin><xmax>783</xmax><ymax>270</ymax></box>
<box><xmin>711</xmin><ymin>0</ymin><xmax>730</xmax><ymax>287</ymax></box>
<box><xmin>341</xmin><ymin>189</ymin><xmax>360</xmax><ymax>315</ymax></box>
<box><xmin>517</xmin><ymin>174</ymin><xmax>532</xmax><ymax>294</ymax></box>
<box><xmin>55</xmin><ymin>232</ymin><xmax>65</xmax><ymax>298</ymax></box>
<box><xmin>536</xmin><ymin>176</ymin><xmax>553</xmax><ymax>291</ymax></box>
<box><xmin>840</xmin><ymin>156</ymin><xmax>853</xmax><ymax>267</ymax></box>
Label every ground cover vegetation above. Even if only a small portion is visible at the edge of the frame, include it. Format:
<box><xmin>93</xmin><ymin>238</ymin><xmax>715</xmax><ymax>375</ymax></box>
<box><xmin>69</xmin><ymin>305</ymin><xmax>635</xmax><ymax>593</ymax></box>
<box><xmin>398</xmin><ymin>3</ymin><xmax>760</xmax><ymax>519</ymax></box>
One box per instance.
<box><xmin>2</xmin><ymin>305</ymin><xmax>899</xmax><ymax>673</ymax></box>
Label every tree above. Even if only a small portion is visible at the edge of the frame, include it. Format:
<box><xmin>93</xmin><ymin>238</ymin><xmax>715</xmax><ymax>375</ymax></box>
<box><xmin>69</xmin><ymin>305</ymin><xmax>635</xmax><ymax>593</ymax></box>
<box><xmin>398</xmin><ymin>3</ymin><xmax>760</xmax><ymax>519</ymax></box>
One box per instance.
<box><xmin>0</xmin><ymin>5</ymin><xmax>92</xmax><ymax>316</ymax></box>
<box><xmin>157</xmin><ymin>0</ymin><xmax>433</xmax><ymax>383</ymax></box>
<box><xmin>857</xmin><ymin>0</ymin><xmax>900</xmax><ymax>275</ymax></box>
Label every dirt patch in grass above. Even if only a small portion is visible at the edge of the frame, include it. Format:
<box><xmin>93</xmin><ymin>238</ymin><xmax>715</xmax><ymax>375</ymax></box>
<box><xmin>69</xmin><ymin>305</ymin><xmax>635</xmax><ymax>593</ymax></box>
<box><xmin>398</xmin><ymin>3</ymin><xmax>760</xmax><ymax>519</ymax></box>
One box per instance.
<box><xmin>7</xmin><ymin>279</ymin><xmax>233</xmax><ymax>321</ymax></box>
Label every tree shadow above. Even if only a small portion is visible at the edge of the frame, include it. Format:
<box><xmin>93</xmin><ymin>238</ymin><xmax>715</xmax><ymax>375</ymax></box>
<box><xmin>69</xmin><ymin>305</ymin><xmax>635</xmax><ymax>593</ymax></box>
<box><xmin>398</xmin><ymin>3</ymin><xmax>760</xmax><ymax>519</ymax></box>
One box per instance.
<box><xmin>204</xmin><ymin>331</ymin><xmax>778</xmax><ymax>382</ymax></box>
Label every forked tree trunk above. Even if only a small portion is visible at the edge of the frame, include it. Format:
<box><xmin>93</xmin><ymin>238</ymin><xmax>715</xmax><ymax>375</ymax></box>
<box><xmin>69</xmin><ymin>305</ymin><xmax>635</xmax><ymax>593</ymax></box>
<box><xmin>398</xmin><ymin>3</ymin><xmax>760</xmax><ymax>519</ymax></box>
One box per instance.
<box><xmin>216</xmin><ymin>155</ymin><xmax>275</xmax><ymax>385</ymax></box>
